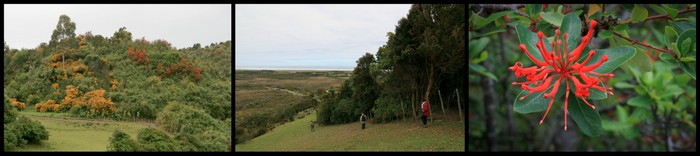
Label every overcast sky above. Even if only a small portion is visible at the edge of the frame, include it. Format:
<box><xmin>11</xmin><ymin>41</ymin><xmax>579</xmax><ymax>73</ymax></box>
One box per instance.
<box><xmin>4</xmin><ymin>4</ymin><xmax>231</xmax><ymax>50</ymax></box>
<box><xmin>235</xmin><ymin>4</ymin><xmax>412</xmax><ymax>69</ymax></box>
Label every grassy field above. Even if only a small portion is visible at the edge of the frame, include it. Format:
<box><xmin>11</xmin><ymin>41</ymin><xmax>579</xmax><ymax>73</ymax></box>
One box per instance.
<box><xmin>15</xmin><ymin>109</ymin><xmax>155</xmax><ymax>151</ymax></box>
<box><xmin>235</xmin><ymin>111</ymin><xmax>465</xmax><ymax>151</ymax></box>
<box><xmin>235</xmin><ymin>70</ymin><xmax>350</xmax><ymax>118</ymax></box>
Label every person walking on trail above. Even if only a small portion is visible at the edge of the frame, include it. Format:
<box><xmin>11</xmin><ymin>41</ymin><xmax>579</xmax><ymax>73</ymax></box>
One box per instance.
<box><xmin>310</xmin><ymin>120</ymin><xmax>315</xmax><ymax>132</ymax></box>
<box><xmin>360</xmin><ymin>112</ymin><xmax>368</xmax><ymax>130</ymax></box>
<box><xmin>421</xmin><ymin>100</ymin><xmax>431</xmax><ymax>128</ymax></box>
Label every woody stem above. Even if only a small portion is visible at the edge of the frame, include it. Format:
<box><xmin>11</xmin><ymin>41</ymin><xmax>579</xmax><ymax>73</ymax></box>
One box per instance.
<box><xmin>612</xmin><ymin>31</ymin><xmax>679</xmax><ymax>61</ymax></box>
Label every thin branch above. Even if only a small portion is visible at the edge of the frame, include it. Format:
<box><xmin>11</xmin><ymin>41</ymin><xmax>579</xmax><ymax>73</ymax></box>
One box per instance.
<box><xmin>612</xmin><ymin>31</ymin><xmax>679</xmax><ymax>60</ymax></box>
<box><xmin>619</xmin><ymin>8</ymin><xmax>696</xmax><ymax>25</ymax></box>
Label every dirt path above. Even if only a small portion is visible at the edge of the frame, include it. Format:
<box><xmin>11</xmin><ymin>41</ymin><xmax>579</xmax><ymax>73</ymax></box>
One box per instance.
<box><xmin>265</xmin><ymin>87</ymin><xmax>306</xmax><ymax>96</ymax></box>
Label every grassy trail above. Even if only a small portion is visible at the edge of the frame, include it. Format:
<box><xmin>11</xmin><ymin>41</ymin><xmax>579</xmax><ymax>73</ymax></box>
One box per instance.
<box><xmin>236</xmin><ymin>111</ymin><xmax>465</xmax><ymax>151</ymax></box>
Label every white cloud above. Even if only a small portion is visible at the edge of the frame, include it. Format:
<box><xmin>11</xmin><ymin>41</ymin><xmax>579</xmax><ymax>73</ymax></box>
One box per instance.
<box><xmin>4</xmin><ymin>4</ymin><xmax>231</xmax><ymax>49</ymax></box>
<box><xmin>235</xmin><ymin>4</ymin><xmax>411</xmax><ymax>69</ymax></box>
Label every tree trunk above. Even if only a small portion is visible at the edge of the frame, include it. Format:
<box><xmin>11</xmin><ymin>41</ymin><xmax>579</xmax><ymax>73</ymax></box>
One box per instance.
<box><xmin>482</xmin><ymin>59</ymin><xmax>497</xmax><ymax>151</ymax></box>
<box><xmin>439</xmin><ymin>89</ymin><xmax>446</xmax><ymax>121</ymax></box>
<box><xmin>401</xmin><ymin>95</ymin><xmax>406</xmax><ymax>121</ymax></box>
<box><xmin>456</xmin><ymin>89</ymin><xmax>463</xmax><ymax>124</ymax></box>
<box><xmin>411</xmin><ymin>92</ymin><xmax>416</xmax><ymax>120</ymax></box>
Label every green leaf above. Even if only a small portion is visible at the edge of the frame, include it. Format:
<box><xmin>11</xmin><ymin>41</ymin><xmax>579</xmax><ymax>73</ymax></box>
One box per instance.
<box><xmin>514</xmin><ymin>15</ymin><xmax>532</xmax><ymax>26</ymax></box>
<box><xmin>469</xmin><ymin>37</ymin><xmax>489</xmax><ymax>60</ymax></box>
<box><xmin>681</xmin><ymin>38</ymin><xmax>693</xmax><ymax>55</ymax></box>
<box><xmin>628</xmin><ymin>95</ymin><xmax>653</xmax><ymax>107</ymax></box>
<box><xmin>586</xmin><ymin>46</ymin><xmax>637</xmax><ymax>74</ymax></box>
<box><xmin>567</xmin><ymin>90</ymin><xmax>603</xmax><ymax>137</ymax></box>
<box><xmin>659</xmin><ymin>53</ymin><xmax>676</xmax><ymax>63</ymax></box>
<box><xmin>648</xmin><ymin>4</ymin><xmax>667</xmax><ymax>15</ymax></box>
<box><xmin>614</xmin><ymin>82</ymin><xmax>636</xmax><ymax>89</ymax></box>
<box><xmin>587</xmin><ymin>4</ymin><xmax>601</xmax><ymax>18</ymax></box>
<box><xmin>560</xmin><ymin>13</ymin><xmax>582</xmax><ymax>53</ymax></box>
<box><xmin>472</xmin><ymin>51</ymin><xmax>489</xmax><ymax>64</ymax></box>
<box><xmin>540</xmin><ymin>12</ymin><xmax>565</xmax><ymax>27</ymax></box>
<box><xmin>515</xmin><ymin>24</ymin><xmax>550</xmax><ymax>62</ymax></box>
<box><xmin>672</xmin><ymin>43</ymin><xmax>681</xmax><ymax>57</ymax></box>
<box><xmin>474</xmin><ymin>11</ymin><xmax>513</xmax><ymax>30</ymax></box>
<box><xmin>676</xmin><ymin>29</ymin><xmax>696</xmax><ymax>56</ymax></box>
<box><xmin>681</xmin><ymin>57</ymin><xmax>696</xmax><ymax>62</ymax></box>
<box><xmin>598</xmin><ymin>30</ymin><xmax>613</xmax><ymax>39</ymax></box>
<box><xmin>679</xmin><ymin>62</ymin><xmax>696</xmax><ymax>79</ymax></box>
<box><xmin>621</xmin><ymin>47</ymin><xmax>654</xmax><ymax>73</ymax></box>
<box><xmin>526</xmin><ymin>4</ymin><xmax>542</xmax><ymax>18</ymax></box>
<box><xmin>642</xmin><ymin>71</ymin><xmax>654</xmax><ymax>87</ymax></box>
<box><xmin>629</xmin><ymin>107</ymin><xmax>651</xmax><ymax>123</ymax></box>
<box><xmin>469</xmin><ymin>64</ymin><xmax>498</xmax><ymax>81</ymax></box>
<box><xmin>587</xmin><ymin>81</ymin><xmax>608</xmax><ymax>100</ymax></box>
<box><xmin>662</xmin><ymin>4</ymin><xmax>678</xmax><ymax>18</ymax></box>
<box><xmin>630</xmin><ymin>5</ymin><xmax>648</xmax><ymax>23</ymax></box>
<box><xmin>513</xmin><ymin>79</ymin><xmax>566</xmax><ymax>113</ymax></box>
<box><xmin>622</xmin><ymin>4</ymin><xmax>634</xmax><ymax>10</ymax></box>
<box><xmin>660</xmin><ymin>85</ymin><xmax>684</xmax><ymax>98</ymax></box>
<box><xmin>535</xmin><ymin>19</ymin><xmax>552</xmax><ymax>31</ymax></box>
<box><xmin>476</xmin><ymin>29</ymin><xmax>506</xmax><ymax>37</ymax></box>
<box><xmin>602</xmin><ymin>120</ymin><xmax>630</xmax><ymax>131</ymax></box>
<box><xmin>614</xmin><ymin>24</ymin><xmax>629</xmax><ymax>32</ymax></box>
<box><xmin>616</xmin><ymin>105</ymin><xmax>628</xmax><ymax>122</ymax></box>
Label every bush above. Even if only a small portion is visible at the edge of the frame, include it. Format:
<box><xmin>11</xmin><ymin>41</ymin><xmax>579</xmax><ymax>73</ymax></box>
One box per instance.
<box><xmin>136</xmin><ymin>128</ymin><xmax>179</xmax><ymax>151</ymax></box>
<box><xmin>11</xmin><ymin>116</ymin><xmax>49</xmax><ymax>144</ymax></box>
<box><xmin>4</xmin><ymin>124</ymin><xmax>26</xmax><ymax>151</ymax></box>
<box><xmin>156</xmin><ymin>101</ymin><xmax>225</xmax><ymax>134</ymax></box>
<box><xmin>69</xmin><ymin>105</ymin><xmax>84</xmax><ymax>116</ymax></box>
<box><xmin>107</xmin><ymin>130</ymin><xmax>138</xmax><ymax>152</ymax></box>
<box><xmin>175</xmin><ymin>130</ymin><xmax>229</xmax><ymax>151</ymax></box>
<box><xmin>5</xmin><ymin>95</ymin><xmax>17</xmax><ymax>124</ymax></box>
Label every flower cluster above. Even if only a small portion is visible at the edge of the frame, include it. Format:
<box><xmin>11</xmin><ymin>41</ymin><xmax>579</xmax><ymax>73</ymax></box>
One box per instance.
<box><xmin>509</xmin><ymin>20</ymin><xmax>614</xmax><ymax>131</ymax></box>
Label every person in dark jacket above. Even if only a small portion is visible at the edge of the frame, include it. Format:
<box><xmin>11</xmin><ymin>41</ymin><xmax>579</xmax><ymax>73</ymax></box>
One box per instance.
<box><xmin>360</xmin><ymin>112</ymin><xmax>368</xmax><ymax>130</ymax></box>
<box><xmin>421</xmin><ymin>100</ymin><xmax>430</xmax><ymax>128</ymax></box>
<box><xmin>310</xmin><ymin>120</ymin><xmax>315</xmax><ymax>132</ymax></box>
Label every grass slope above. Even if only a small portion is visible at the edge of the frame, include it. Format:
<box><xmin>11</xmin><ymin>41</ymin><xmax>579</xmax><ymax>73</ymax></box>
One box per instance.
<box><xmin>236</xmin><ymin>111</ymin><xmax>465</xmax><ymax>151</ymax></box>
<box><xmin>15</xmin><ymin>109</ymin><xmax>155</xmax><ymax>151</ymax></box>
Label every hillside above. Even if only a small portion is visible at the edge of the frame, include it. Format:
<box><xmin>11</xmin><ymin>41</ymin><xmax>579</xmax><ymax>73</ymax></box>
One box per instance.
<box><xmin>4</xmin><ymin>14</ymin><xmax>231</xmax><ymax>151</ymax></box>
<box><xmin>235</xmin><ymin>111</ymin><xmax>465</xmax><ymax>151</ymax></box>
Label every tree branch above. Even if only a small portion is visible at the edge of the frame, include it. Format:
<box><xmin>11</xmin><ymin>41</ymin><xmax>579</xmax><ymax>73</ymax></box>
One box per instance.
<box><xmin>619</xmin><ymin>8</ymin><xmax>696</xmax><ymax>25</ymax></box>
<box><xmin>612</xmin><ymin>31</ymin><xmax>679</xmax><ymax>60</ymax></box>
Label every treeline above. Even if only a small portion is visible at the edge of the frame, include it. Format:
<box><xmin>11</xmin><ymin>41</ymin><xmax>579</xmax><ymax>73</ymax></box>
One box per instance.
<box><xmin>317</xmin><ymin>4</ymin><xmax>465</xmax><ymax>124</ymax></box>
<box><xmin>4</xmin><ymin>14</ymin><xmax>231</xmax><ymax>151</ymax></box>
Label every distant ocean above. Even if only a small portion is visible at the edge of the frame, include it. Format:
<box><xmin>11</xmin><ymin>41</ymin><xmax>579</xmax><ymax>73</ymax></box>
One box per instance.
<box><xmin>235</xmin><ymin>66</ymin><xmax>353</xmax><ymax>71</ymax></box>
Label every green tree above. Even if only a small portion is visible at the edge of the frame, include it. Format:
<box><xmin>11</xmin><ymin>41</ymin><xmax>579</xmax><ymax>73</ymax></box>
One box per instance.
<box><xmin>107</xmin><ymin>130</ymin><xmax>139</xmax><ymax>152</ymax></box>
<box><xmin>137</xmin><ymin>128</ymin><xmax>179</xmax><ymax>151</ymax></box>
<box><xmin>49</xmin><ymin>14</ymin><xmax>77</xmax><ymax>70</ymax></box>
<box><xmin>351</xmin><ymin>53</ymin><xmax>379</xmax><ymax>115</ymax></box>
<box><xmin>112</xmin><ymin>27</ymin><xmax>133</xmax><ymax>44</ymax></box>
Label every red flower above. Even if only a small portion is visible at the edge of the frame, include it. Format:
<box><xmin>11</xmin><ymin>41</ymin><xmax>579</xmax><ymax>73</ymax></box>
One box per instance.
<box><xmin>509</xmin><ymin>20</ymin><xmax>613</xmax><ymax>131</ymax></box>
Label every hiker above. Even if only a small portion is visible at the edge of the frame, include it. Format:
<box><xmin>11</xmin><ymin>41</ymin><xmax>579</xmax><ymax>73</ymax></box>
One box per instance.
<box><xmin>310</xmin><ymin>120</ymin><xmax>315</xmax><ymax>132</ymax></box>
<box><xmin>421</xmin><ymin>100</ymin><xmax>430</xmax><ymax>128</ymax></box>
<box><xmin>360</xmin><ymin>112</ymin><xmax>368</xmax><ymax>130</ymax></box>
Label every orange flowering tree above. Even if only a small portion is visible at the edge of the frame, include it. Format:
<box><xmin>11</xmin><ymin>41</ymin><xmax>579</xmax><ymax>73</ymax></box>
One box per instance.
<box><xmin>60</xmin><ymin>85</ymin><xmax>85</xmax><ymax>110</ymax></box>
<box><xmin>10</xmin><ymin>98</ymin><xmax>26</xmax><ymax>111</ymax></box>
<box><xmin>511</xmin><ymin>14</ymin><xmax>636</xmax><ymax>136</ymax></box>
<box><xmin>83</xmin><ymin>89</ymin><xmax>117</xmax><ymax>115</ymax></box>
